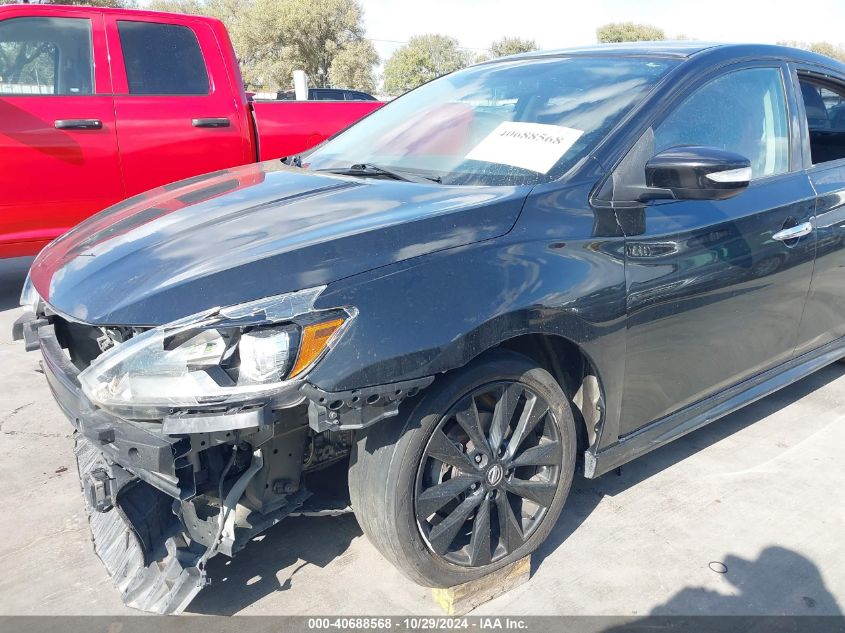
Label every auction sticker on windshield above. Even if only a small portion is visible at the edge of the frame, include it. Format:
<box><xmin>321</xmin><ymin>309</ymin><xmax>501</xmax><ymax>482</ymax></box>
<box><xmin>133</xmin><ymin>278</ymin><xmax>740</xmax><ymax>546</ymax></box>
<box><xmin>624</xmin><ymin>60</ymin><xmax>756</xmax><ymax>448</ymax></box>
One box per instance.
<box><xmin>465</xmin><ymin>121</ymin><xmax>583</xmax><ymax>174</ymax></box>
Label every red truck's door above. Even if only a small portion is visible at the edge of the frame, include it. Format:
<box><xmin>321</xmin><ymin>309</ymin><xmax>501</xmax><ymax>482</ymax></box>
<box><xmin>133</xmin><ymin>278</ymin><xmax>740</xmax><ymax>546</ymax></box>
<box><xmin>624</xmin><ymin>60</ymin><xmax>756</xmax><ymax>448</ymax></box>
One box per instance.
<box><xmin>104</xmin><ymin>14</ymin><xmax>252</xmax><ymax>197</ymax></box>
<box><xmin>0</xmin><ymin>10</ymin><xmax>123</xmax><ymax>257</ymax></box>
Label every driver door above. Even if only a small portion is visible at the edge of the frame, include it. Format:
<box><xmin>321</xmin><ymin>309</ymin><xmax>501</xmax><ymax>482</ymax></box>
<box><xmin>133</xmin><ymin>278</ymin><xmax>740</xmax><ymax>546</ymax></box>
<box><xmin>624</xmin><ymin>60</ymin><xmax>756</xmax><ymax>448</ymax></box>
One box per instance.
<box><xmin>616</xmin><ymin>63</ymin><xmax>816</xmax><ymax>435</ymax></box>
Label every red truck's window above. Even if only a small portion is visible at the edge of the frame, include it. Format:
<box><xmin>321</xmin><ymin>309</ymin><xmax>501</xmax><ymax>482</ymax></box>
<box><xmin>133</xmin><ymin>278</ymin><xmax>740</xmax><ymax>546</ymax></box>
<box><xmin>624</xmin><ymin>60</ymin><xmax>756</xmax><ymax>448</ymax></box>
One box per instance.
<box><xmin>116</xmin><ymin>21</ymin><xmax>208</xmax><ymax>96</ymax></box>
<box><xmin>0</xmin><ymin>17</ymin><xmax>93</xmax><ymax>96</ymax></box>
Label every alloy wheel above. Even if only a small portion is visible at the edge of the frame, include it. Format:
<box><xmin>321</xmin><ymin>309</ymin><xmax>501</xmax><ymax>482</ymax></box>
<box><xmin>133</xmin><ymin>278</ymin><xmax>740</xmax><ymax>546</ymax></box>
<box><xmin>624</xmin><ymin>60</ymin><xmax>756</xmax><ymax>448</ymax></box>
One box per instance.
<box><xmin>414</xmin><ymin>381</ymin><xmax>563</xmax><ymax>567</ymax></box>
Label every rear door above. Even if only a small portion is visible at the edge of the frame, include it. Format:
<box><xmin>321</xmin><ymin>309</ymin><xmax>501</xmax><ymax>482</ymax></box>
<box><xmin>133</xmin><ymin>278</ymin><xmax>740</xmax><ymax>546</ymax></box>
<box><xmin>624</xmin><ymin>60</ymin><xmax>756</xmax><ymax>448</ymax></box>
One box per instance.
<box><xmin>791</xmin><ymin>66</ymin><xmax>845</xmax><ymax>354</ymax></box>
<box><xmin>104</xmin><ymin>14</ymin><xmax>250</xmax><ymax>197</ymax></box>
<box><xmin>0</xmin><ymin>9</ymin><xmax>122</xmax><ymax>255</ymax></box>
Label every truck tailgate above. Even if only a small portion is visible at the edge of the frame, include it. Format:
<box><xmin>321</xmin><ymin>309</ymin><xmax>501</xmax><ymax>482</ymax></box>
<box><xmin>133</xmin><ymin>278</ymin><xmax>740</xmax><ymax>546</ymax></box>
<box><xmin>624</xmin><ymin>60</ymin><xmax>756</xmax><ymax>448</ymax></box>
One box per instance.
<box><xmin>251</xmin><ymin>100</ymin><xmax>383</xmax><ymax>161</ymax></box>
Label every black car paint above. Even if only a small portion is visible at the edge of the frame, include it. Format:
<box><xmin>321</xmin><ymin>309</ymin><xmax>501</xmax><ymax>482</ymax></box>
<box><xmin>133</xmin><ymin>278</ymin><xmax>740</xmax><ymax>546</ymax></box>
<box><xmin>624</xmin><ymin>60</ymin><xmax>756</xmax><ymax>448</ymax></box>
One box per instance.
<box><xmin>26</xmin><ymin>43</ymin><xmax>845</xmax><ymax>478</ymax></box>
<box><xmin>30</xmin><ymin>164</ymin><xmax>528</xmax><ymax>324</ymax></box>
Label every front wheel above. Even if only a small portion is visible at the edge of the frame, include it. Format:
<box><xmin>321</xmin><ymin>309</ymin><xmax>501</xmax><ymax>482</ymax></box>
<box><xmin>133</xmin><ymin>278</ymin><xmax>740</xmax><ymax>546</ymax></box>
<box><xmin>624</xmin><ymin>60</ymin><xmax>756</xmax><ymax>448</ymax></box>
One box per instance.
<box><xmin>348</xmin><ymin>349</ymin><xmax>577</xmax><ymax>587</ymax></box>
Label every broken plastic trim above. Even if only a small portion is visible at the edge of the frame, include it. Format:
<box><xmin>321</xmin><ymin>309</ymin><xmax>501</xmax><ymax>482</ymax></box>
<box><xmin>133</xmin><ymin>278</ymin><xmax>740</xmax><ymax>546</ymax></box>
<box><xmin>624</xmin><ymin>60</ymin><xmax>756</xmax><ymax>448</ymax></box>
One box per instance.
<box><xmin>303</xmin><ymin>376</ymin><xmax>434</xmax><ymax>432</ymax></box>
<box><xmin>76</xmin><ymin>435</ymin><xmax>206</xmax><ymax>614</ymax></box>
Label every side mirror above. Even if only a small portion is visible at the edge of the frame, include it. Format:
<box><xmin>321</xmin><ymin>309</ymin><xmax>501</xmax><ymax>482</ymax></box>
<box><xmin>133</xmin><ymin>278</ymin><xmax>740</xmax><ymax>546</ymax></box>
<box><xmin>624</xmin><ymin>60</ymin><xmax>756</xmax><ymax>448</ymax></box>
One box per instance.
<box><xmin>643</xmin><ymin>145</ymin><xmax>751</xmax><ymax>201</ymax></box>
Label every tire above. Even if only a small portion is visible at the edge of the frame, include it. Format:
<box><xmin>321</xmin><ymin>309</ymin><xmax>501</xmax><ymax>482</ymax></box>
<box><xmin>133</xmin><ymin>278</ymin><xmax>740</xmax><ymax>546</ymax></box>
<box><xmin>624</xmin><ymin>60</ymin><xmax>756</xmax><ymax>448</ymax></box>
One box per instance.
<box><xmin>348</xmin><ymin>349</ymin><xmax>577</xmax><ymax>587</ymax></box>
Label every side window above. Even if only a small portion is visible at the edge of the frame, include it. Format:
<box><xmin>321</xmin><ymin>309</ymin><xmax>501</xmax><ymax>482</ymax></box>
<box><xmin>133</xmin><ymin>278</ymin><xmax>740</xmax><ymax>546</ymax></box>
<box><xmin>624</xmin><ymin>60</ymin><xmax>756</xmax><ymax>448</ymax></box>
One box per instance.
<box><xmin>117</xmin><ymin>21</ymin><xmax>208</xmax><ymax>95</ymax></box>
<box><xmin>0</xmin><ymin>17</ymin><xmax>93</xmax><ymax>95</ymax></box>
<box><xmin>346</xmin><ymin>91</ymin><xmax>375</xmax><ymax>101</ymax></box>
<box><xmin>655</xmin><ymin>67</ymin><xmax>790</xmax><ymax>179</ymax></box>
<box><xmin>312</xmin><ymin>89</ymin><xmax>342</xmax><ymax>101</ymax></box>
<box><xmin>798</xmin><ymin>78</ymin><xmax>845</xmax><ymax>164</ymax></box>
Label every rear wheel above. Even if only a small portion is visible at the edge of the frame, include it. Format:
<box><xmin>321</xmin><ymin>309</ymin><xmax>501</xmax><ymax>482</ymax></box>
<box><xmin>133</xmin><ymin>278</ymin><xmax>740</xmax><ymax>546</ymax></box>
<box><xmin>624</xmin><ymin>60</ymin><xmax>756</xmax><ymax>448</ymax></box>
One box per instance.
<box><xmin>349</xmin><ymin>349</ymin><xmax>576</xmax><ymax>587</ymax></box>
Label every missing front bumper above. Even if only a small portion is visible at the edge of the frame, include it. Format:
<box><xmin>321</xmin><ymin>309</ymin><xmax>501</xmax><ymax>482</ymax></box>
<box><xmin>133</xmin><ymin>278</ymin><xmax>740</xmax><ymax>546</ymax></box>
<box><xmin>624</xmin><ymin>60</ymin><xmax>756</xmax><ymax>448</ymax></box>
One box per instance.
<box><xmin>75</xmin><ymin>435</ymin><xmax>207</xmax><ymax>614</ymax></box>
<box><xmin>19</xmin><ymin>311</ymin><xmax>431</xmax><ymax>614</ymax></box>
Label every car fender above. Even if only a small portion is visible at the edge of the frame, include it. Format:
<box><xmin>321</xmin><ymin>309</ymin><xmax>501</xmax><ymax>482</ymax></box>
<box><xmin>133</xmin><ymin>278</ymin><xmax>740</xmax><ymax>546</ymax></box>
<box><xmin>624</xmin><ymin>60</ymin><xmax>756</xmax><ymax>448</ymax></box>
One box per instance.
<box><xmin>309</xmin><ymin>228</ymin><xmax>627</xmax><ymax>447</ymax></box>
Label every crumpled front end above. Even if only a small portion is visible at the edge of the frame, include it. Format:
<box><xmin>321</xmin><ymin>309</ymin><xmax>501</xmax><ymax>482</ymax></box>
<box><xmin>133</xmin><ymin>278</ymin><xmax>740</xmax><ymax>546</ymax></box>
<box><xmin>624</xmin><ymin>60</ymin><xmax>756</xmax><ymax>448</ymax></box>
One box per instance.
<box><xmin>14</xmin><ymin>314</ymin><xmax>329</xmax><ymax>614</ymax></box>
<box><xmin>13</xmin><ymin>301</ymin><xmax>428</xmax><ymax>614</ymax></box>
<box><xmin>75</xmin><ymin>436</ymin><xmax>205</xmax><ymax>614</ymax></box>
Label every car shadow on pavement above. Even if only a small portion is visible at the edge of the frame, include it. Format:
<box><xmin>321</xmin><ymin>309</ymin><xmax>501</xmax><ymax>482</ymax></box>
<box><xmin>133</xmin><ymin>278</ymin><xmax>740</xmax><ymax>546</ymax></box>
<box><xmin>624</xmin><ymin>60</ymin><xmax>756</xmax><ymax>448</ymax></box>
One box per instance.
<box><xmin>649</xmin><ymin>546</ymin><xmax>843</xmax><ymax>615</ymax></box>
<box><xmin>534</xmin><ymin>362</ymin><xmax>845</xmax><ymax>577</ymax></box>
<box><xmin>0</xmin><ymin>256</ymin><xmax>33</xmax><ymax>311</ymax></box>
<box><xmin>597</xmin><ymin>547</ymin><xmax>842</xmax><ymax>625</ymax></box>
<box><xmin>188</xmin><ymin>511</ymin><xmax>363</xmax><ymax>615</ymax></box>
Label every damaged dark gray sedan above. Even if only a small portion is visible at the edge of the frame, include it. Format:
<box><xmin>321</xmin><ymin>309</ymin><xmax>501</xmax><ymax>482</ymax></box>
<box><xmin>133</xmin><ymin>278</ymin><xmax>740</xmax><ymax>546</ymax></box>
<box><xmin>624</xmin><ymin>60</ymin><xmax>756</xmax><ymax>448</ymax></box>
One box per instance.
<box><xmin>15</xmin><ymin>42</ymin><xmax>845</xmax><ymax>613</ymax></box>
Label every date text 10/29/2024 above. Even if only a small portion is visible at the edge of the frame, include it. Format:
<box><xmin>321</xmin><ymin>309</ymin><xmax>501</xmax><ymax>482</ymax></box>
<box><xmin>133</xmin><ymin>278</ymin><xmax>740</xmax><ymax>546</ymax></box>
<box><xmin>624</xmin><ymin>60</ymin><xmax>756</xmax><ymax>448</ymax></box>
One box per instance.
<box><xmin>307</xmin><ymin>618</ymin><xmax>529</xmax><ymax>630</ymax></box>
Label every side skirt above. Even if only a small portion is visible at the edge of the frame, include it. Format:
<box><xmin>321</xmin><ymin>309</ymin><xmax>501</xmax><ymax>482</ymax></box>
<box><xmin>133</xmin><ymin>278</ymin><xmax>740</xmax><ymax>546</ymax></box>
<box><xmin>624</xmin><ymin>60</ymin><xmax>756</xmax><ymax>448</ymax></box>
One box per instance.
<box><xmin>584</xmin><ymin>335</ymin><xmax>845</xmax><ymax>479</ymax></box>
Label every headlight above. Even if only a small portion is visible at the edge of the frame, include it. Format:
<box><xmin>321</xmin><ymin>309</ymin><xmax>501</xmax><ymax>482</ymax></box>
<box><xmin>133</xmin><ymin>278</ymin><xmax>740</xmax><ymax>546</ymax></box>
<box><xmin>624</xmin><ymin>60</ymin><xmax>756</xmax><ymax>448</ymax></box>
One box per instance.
<box><xmin>78</xmin><ymin>286</ymin><xmax>354</xmax><ymax>418</ymax></box>
<box><xmin>20</xmin><ymin>272</ymin><xmax>40</xmax><ymax>313</ymax></box>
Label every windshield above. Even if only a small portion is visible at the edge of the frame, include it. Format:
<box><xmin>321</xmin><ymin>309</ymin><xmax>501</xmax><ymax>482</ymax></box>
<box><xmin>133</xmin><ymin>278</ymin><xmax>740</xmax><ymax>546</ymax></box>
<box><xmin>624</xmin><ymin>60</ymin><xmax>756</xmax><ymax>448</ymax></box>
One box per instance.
<box><xmin>304</xmin><ymin>56</ymin><xmax>679</xmax><ymax>186</ymax></box>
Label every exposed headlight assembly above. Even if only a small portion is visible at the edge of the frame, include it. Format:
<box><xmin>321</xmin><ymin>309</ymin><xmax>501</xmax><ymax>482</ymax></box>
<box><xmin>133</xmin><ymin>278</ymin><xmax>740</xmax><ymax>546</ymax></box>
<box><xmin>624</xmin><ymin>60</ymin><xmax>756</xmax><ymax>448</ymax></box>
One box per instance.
<box><xmin>78</xmin><ymin>286</ymin><xmax>354</xmax><ymax>419</ymax></box>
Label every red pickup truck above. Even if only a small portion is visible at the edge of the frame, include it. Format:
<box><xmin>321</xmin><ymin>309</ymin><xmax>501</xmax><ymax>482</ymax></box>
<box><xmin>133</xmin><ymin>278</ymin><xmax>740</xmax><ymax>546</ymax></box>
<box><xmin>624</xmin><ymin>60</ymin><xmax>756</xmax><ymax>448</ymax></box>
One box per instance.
<box><xmin>0</xmin><ymin>4</ymin><xmax>382</xmax><ymax>257</ymax></box>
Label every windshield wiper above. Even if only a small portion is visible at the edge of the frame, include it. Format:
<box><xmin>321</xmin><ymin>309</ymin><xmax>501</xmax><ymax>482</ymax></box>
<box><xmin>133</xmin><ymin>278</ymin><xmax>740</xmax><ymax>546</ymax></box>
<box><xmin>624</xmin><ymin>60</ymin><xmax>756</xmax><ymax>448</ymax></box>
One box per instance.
<box><xmin>281</xmin><ymin>155</ymin><xmax>302</xmax><ymax>167</ymax></box>
<box><xmin>316</xmin><ymin>163</ymin><xmax>441</xmax><ymax>184</ymax></box>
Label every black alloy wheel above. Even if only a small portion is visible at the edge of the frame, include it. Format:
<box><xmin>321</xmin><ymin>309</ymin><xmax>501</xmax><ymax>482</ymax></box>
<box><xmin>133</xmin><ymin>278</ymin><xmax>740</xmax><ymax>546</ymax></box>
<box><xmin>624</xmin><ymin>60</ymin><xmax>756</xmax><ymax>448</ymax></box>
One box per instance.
<box><xmin>349</xmin><ymin>349</ymin><xmax>577</xmax><ymax>587</ymax></box>
<box><xmin>414</xmin><ymin>382</ymin><xmax>562</xmax><ymax>567</ymax></box>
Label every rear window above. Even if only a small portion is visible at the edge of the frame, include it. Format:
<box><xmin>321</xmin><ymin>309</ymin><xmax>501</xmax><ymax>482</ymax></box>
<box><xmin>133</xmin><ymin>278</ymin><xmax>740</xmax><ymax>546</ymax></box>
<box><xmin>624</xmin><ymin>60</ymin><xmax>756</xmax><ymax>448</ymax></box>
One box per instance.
<box><xmin>311</xmin><ymin>89</ymin><xmax>344</xmax><ymax>100</ymax></box>
<box><xmin>346</xmin><ymin>91</ymin><xmax>375</xmax><ymax>101</ymax></box>
<box><xmin>0</xmin><ymin>17</ymin><xmax>93</xmax><ymax>95</ymax></box>
<box><xmin>117</xmin><ymin>21</ymin><xmax>208</xmax><ymax>95</ymax></box>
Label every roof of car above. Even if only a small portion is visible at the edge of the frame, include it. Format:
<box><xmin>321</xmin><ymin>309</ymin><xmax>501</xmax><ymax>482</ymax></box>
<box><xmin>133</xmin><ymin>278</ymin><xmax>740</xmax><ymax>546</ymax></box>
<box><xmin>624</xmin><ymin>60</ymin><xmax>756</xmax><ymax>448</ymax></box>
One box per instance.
<box><xmin>517</xmin><ymin>41</ymin><xmax>720</xmax><ymax>58</ymax></box>
<box><xmin>498</xmin><ymin>41</ymin><xmax>845</xmax><ymax>71</ymax></box>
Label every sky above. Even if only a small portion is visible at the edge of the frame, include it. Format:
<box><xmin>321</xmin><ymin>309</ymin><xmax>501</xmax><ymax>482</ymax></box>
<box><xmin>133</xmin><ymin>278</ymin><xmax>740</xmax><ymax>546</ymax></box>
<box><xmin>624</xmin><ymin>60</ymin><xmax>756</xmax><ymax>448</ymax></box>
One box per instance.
<box><xmin>360</xmin><ymin>0</ymin><xmax>845</xmax><ymax>63</ymax></box>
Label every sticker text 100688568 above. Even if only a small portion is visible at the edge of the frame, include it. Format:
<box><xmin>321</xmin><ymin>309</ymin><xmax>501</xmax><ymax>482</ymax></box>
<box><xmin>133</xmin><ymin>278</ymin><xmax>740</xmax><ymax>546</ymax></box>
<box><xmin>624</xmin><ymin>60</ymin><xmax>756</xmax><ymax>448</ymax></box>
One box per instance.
<box><xmin>465</xmin><ymin>121</ymin><xmax>584</xmax><ymax>174</ymax></box>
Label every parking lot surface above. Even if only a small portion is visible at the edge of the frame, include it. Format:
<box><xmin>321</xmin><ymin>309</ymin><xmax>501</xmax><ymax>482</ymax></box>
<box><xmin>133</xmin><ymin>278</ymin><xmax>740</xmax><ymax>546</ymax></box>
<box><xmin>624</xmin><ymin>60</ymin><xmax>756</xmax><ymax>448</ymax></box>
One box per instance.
<box><xmin>0</xmin><ymin>255</ymin><xmax>842</xmax><ymax>616</ymax></box>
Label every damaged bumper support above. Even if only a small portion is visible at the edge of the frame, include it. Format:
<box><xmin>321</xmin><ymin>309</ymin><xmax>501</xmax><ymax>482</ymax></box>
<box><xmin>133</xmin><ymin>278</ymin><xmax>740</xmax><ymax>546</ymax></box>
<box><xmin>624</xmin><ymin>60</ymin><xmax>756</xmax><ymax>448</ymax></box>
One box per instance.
<box><xmin>14</xmin><ymin>312</ymin><xmax>430</xmax><ymax>614</ymax></box>
<box><xmin>75</xmin><ymin>436</ymin><xmax>204</xmax><ymax>614</ymax></box>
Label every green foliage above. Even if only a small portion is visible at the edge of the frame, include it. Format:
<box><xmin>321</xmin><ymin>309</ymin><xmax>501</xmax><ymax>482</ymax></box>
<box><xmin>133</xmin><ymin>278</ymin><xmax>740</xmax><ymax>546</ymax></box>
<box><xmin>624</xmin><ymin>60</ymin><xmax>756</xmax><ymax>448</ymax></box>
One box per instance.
<box><xmin>35</xmin><ymin>0</ymin><xmax>137</xmax><ymax>6</ymax></box>
<box><xmin>778</xmin><ymin>40</ymin><xmax>845</xmax><ymax>62</ymax></box>
<box><xmin>329</xmin><ymin>39</ymin><xmax>379</xmax><ymax>93</ymax></box>
<box><xmin>809</xmin><ymin>42</ymin><xmax>845</xmax><ymax>61</ymax></box>
<box><xmin>0</xmin><ymin>40</ymin><xmax>56</xmax><ymax>88</ymax></box>
<box><xmin>489</xmin><ymin>36</ymin><xmax>538</xmax><ymax>58</ymax></box>
<box><xmin>382</xmin><ymin>33</ymin><xmax>473</xmax><ymax>96</ymax></box>
<box><xmin>148</xmin><ymin>0</ymin><xmax>205</xmax><ymax>13</ymax></box>
<box><xmin>596</xmin><ymin>22</ymin><xmax>665</xmax><ymax>43</ymax></box>
<box><xmin>149</xmin><ymin>0</ymin><xmax>377</xmax><ymax>92</ymax></box>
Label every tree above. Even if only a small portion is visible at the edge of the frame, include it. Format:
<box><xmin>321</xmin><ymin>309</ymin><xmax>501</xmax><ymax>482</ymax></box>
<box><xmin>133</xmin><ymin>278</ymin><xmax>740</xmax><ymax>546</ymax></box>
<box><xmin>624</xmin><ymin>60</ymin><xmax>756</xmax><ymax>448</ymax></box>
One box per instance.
<box><xmin>596</xmin><ymin>22</ymin><xmax>665</xmax><ymax>43</ymax></box>
<box><xmin>809</xmin><ymin>42</ymin><xmax>845</xmax><ymax>62</ymax></box>
<box><xmin>24</xmin><ymin>0</ymin><xmax>136</xmax><ymax>6</ymax></box>
<box><xmin>778</xmin><ymin>40</ymin><xmax>845</xmax><ymax>62</ymax></box>
<box><xmin>383</xmin><ymin>34</ymin><xmax>473</xmax><ymax>96</ymax></box>
<box><xmin>149</xmin><ymin>0</ymin><xmax>377</xmax><ymax>92</ymax></box>
<box><xmin>249</xmin><ymin>0</ymin><xmax>367</xmax><ymax>89</ymax></box>
<box><xmin>148</xmin><ymin>0</ymin><xmax>206</xmax><ymax>13</ymax></box>
<box><xmin>489</xmin><ymin>36</ymin><xmax>538</xmax><ymax>58</ymax></box>
<box><xmin>329</xmin><ymin>39</ymin><xmax>379</xmax><ymax>92</ymax></box>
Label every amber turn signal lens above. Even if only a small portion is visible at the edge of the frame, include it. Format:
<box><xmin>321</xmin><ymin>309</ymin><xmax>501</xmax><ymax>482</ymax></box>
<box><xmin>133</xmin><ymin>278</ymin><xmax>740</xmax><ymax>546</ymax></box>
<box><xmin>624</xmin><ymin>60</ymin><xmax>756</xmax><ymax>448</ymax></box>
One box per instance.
<box><xmin>288</xmin><ymin>317</ymin><xmax>345</xmax><ymax>378</ymax></box>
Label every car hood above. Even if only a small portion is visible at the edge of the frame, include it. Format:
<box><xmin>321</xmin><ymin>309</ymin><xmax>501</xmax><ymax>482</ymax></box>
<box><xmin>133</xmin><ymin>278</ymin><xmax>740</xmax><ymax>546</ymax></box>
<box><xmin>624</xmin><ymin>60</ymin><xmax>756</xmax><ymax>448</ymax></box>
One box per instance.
<box><xmin>30</xmin><ymin>162</ymin><xmax>528</xmax><ymax>325</ymax></box>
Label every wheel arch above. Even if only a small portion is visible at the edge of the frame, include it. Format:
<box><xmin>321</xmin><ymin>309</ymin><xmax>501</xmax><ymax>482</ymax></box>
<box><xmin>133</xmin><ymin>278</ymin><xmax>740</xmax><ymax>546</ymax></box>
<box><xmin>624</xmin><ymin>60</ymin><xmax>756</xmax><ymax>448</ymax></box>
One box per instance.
<box><xmin>486</xmin><ymin>332</ymin><xmax>605</xmax><ymax>457</ymax></box>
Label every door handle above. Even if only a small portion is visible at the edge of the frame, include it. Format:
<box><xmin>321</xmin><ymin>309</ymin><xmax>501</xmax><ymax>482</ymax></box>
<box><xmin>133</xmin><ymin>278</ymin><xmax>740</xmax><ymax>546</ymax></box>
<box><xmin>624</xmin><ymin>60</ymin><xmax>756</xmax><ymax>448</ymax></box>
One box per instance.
<box><xmin>192</xmin><ymin>117</ymin><xmax>230</xmax><ymax>128</ymax></box>
<box><xmin>773</xmin><ymin>221</ymin><xmax>813</xmax><ymax>242</ymax></box>
<box><xmin>54</xmin><ymin>119</ymin><xmax>102</xmax><ymax>130</ymax></box>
